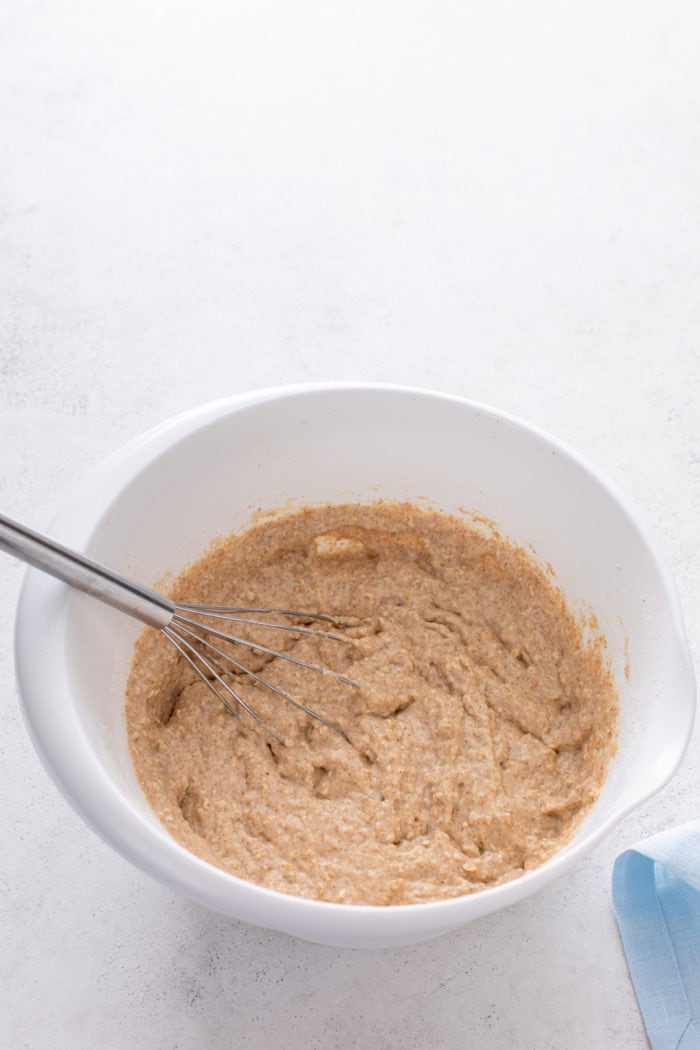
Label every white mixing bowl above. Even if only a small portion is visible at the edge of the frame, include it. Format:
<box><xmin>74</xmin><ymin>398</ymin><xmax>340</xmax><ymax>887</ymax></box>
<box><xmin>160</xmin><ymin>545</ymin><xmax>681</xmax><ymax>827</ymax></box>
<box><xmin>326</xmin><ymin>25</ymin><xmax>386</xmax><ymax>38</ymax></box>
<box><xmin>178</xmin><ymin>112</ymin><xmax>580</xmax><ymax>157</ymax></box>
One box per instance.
<box><xmin>15</xmin><ymin>384</ymin><xmax>695</xmax><ymax>948</ymax></box>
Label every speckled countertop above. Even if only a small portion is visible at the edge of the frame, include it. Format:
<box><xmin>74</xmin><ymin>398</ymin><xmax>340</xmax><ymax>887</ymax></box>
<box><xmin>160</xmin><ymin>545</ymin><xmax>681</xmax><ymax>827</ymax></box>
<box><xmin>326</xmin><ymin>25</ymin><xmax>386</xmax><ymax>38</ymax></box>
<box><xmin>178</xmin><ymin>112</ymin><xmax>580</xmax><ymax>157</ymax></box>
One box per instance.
<box><xmin>1</xmin><ymin>2</ymin><xmax>698</xmax><ymax>1047</ymax></box>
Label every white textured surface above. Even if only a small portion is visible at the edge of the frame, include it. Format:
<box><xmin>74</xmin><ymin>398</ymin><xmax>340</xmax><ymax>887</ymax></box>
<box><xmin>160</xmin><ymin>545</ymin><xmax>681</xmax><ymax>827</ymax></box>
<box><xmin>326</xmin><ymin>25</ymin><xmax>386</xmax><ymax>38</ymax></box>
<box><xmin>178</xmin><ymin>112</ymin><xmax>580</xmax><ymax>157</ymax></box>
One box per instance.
<box><xmin>0</xmin><ymin>2</ymin><xmax>698</xmax><ymax>1047</ymax></box>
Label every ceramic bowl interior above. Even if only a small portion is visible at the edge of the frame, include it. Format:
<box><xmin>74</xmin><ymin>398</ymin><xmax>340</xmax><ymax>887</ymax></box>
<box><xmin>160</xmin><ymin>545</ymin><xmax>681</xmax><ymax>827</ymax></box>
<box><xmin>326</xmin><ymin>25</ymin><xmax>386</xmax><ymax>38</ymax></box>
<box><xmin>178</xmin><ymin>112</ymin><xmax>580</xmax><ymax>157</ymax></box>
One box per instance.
<box><xmin>15</xmin><ymin>385</ymin><xmax>695</xmax><ymax>948</ymax></box>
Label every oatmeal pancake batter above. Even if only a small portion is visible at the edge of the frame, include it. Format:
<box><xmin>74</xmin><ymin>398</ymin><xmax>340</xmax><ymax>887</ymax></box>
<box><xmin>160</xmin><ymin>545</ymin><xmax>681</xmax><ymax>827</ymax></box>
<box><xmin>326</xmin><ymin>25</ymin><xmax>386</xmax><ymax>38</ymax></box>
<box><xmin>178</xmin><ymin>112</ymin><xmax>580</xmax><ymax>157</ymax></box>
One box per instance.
<box><xmin>126</xmin><ymin>503</ymin><xmax>617</xmax><ymax>905</ymax></box>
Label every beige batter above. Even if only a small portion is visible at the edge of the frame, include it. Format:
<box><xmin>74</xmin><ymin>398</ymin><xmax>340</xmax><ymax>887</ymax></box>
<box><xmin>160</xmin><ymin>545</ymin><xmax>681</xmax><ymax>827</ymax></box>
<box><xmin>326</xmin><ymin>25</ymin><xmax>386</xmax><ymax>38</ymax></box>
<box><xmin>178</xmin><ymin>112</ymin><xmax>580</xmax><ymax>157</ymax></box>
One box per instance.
<box><xmin>126</xmin><ymin>503</ymin><xmax>617</xmax><ymax>905</ymax></box>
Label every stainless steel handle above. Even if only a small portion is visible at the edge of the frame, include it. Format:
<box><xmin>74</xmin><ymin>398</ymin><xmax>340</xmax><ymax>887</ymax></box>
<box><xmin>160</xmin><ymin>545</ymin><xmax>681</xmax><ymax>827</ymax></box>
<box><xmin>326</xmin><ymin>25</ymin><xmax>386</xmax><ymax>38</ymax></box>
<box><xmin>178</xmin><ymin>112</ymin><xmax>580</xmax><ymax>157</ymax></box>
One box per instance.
<box><xmin>0</xmin><ymin>513</ymin><xmax>174</xmax><ymax>629</ymax></box>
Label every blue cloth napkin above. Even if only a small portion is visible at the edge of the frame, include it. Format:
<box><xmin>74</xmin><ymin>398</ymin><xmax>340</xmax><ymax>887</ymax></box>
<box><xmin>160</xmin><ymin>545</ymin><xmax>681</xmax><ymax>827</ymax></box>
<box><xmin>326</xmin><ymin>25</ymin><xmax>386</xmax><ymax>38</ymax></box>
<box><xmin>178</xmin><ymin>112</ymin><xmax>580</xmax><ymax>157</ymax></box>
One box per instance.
<box><xmin>612</xmin><ymin>821</ymin><xmax>700</xmax><ymax>1050</ymax></box>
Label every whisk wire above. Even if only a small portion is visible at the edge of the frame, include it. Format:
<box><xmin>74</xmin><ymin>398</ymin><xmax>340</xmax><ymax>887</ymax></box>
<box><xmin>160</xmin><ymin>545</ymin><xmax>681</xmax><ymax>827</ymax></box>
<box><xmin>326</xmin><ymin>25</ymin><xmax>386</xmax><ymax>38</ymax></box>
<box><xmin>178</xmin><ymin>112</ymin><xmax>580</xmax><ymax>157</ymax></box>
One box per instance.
<box><xmin>175</xmin><ymin>603</ymin><xmax>343</xmax><ymax>625</ymax></box>
<box><xmin>169</xmin><ymin>620</ymin><xmax>347</xmax><ymax>739</ymax></box>
<box><xmin>176</xmin><ymin>610</ymin><xmax>346</xmax><ymax>642</ymax></box>
<box><xmin>171</xmin><ymin>611</ymin><xmax>358</xmax><ymax>687</ymax></box>
<box><xmin>164</xmin><ymin>626</ymin><xmax>286</xmax><ymax>744</ymax></box>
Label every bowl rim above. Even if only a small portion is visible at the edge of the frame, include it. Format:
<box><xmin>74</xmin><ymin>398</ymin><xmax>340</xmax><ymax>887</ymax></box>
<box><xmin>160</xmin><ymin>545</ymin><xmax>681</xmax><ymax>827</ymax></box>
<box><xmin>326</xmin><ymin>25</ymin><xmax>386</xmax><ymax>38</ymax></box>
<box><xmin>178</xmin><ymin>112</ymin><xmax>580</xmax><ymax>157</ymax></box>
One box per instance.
<box><xmin>13</xmin><ymin>382</ymin><xmax>697</xmax><ymax>928</ymax></box>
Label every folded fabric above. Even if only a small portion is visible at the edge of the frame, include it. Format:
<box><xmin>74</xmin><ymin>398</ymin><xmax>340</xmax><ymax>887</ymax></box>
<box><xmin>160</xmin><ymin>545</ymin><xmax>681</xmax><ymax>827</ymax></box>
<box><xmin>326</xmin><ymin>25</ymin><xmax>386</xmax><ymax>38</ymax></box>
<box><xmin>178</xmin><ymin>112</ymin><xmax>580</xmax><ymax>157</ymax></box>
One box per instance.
<box><xmin>612</xmin><ymin>821</ymin><xmax>700</xmax><ymax>1050</ymax></box>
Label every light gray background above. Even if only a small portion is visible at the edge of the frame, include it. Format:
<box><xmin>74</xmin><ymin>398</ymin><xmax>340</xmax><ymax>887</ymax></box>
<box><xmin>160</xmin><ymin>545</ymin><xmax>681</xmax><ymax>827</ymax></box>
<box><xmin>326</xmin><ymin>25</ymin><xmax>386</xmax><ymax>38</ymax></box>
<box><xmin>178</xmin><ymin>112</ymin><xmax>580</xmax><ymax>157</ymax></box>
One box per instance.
<box><xmin>1</xmin><ymin>2</ymin><xmax>698</xmax><ymax>1047</ymax></box>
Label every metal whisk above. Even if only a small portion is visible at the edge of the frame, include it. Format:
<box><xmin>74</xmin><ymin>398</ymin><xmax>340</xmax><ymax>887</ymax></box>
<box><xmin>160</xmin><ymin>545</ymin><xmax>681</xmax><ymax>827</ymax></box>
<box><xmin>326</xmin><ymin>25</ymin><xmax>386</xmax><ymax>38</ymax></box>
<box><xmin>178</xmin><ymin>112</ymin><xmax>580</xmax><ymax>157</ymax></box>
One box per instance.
<box><xmin>0</xmin><ymin>514</ymin><xmax>354</xmax><ymax>743</ymax></box>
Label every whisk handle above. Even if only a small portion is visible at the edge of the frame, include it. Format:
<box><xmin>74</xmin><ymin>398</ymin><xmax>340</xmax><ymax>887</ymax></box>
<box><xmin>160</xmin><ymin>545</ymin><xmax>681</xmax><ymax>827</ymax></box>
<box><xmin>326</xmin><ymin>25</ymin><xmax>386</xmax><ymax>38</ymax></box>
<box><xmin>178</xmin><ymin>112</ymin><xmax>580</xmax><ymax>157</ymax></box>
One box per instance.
<box><xmin>0</xmin><ymin>513</ymin><xmax>174</xmax><ymax>629</ymax></box>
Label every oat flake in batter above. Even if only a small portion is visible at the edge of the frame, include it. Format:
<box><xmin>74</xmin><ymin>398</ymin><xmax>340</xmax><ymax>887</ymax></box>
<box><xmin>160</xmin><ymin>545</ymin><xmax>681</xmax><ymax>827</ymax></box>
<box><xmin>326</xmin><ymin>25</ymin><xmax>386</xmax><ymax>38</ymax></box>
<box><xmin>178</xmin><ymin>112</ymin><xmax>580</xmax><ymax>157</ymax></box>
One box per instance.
<box><xmin>126</xmin><ymin>503</ymin><xmax>617</xmax><ymax>905</ymax></box>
